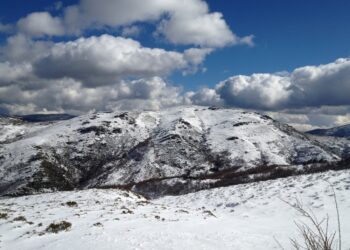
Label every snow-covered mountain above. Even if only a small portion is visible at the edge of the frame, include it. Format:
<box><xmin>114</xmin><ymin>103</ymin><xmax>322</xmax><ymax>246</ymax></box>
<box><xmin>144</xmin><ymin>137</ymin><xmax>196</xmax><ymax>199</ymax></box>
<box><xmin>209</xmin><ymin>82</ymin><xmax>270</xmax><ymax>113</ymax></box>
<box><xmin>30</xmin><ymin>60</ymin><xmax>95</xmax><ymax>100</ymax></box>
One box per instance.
<box><xmin>308</xmin><ymin>124</ymin><xmax>350</xmax><ymax>138</ymax></box>
<box><xmin>0</xmin><ymin>106</ymin><xmax>349</xmax><ymax>197</ymax></box>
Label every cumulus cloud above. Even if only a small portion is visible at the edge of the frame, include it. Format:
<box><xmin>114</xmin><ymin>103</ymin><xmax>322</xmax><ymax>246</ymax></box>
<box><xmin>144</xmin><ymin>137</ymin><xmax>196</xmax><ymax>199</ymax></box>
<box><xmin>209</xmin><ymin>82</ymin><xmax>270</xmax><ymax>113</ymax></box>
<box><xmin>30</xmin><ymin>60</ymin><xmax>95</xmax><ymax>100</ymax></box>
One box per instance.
<box><xmin>185</xmin><ymin>88</ymin><xmax>222</xmax><ymax>106</ymax></box>
<box><xmin>215</xmin><ymin>74</ymin><xmax>291</xmax><ymax>109</ymax></box>
<box><xmin>0</xmin><ymin>0</ymin><xmax>248</xmax><ymax>116</ymax></box>
<box><xmin>0</xmin><ymin>77</ymin><xmax>184</xmax><ymax>115</ymax></box>
<box><xmin>33</xmin><ymin>35</ymin><xmax>190</xmax><ymax>86</ymax></box>
<box><xmin>82</xmin><ymin>0</ymin><xmax>252</xmax><ymax>47</ymax></box>
<box><xmin>0</xmin><ymin>34</ymin><xmax>194</xmax><ymax>114</ymax></box>
<box><xmin>17</xmin><ymin>12</ymin><xmax>65</xmax><ymax>37</ymax></box>
<box><xmin>0</xmin><ymin>62</ymin><xmax>32</xmax><ymax>86</ymax></box>
<box><xmin>184</xmin><ymin>48</ymin><xmax>213</xmax><ymax>66</ymax></box>
<box><xmin>1</xmin><ymin>34</ymin><xmax>208</xmax><ymax>86</ymax></box>
<box><xmin>182</xmin><ymin>48</ymin><xmax>213</xmax><ymax>75</ymax></box>
<box><xmin>289</xmin><ymin>58</ymin><xmax>350</xmax><ymax>107</ymax></box>
<box><xmin>157</xmin><ymin>11</ymin><xmax>244</xmax><ymax>48</ymax></box>
<box><xmin>194</xmin><ymin>58</ymin><xmax>350</xmax><ymax>111</ymax></box>
<box><xmin>185</xmin><ymin>58</ymin><xmax>350</xmax><ymax>129</ymax></box>
<box><xmin>10</xmin><ymin>0</ymin><xmax>250</xmax><ymax>48</ymax></box>
<box><xmin>62</xmin><ymin>0</ymin><xmax>239</xmax><ymax>47</ymax></box>
<box><xmin>1</xmin><ymin>34</ymin><xmax>53</xmax><ymax>62</ymax></box>
<box><xmin>121</xmin><ymin>26</ymin><xmax>141</xmax><ymax>37</ymax></box>
<box><xmin>267</xmin><ymin>111</ymin><xmax>350</xmax><ymax>131</ymax></box>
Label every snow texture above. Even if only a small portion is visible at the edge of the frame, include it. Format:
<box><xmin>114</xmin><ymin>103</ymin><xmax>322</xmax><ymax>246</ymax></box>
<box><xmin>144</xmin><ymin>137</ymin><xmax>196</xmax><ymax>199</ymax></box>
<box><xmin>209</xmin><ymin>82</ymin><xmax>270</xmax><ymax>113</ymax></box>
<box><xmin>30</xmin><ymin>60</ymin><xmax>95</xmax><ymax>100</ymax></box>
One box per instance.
<box><xmin>0</xmin><ymin>106</ymin><xmax>346</xmax><ymax>196</ymax></box>
<box><xmin>0</xmin><ymin>170</ymin><xmax>349</xmax><ymax>250</ymax></box>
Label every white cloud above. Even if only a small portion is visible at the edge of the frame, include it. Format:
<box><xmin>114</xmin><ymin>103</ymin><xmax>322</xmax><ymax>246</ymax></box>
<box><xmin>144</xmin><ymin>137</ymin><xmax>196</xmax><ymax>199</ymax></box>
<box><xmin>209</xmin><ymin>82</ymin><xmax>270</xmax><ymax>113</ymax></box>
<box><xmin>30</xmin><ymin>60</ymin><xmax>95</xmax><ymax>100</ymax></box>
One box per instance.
<box><xmin>184</xmin><ymin>48</ymin><xmax>213</xmax><ymax>66</ymax></box>
<box><xmin>215</xmin><ymin>74</ymin><xmax>291</xmax><ymax>109</ymax></box>
<box><xmin>2</xmin><ymin>34</ymin><xmax>53</xmax><ymax>62</ymax></box>
<box><xmin>17</xmin><ymin>12</ymin><xmax>65</xmax><ymax>37</ymax></box>
<box><xmin>290</xmin><ymin>58</ymin><xmax>350</xmax><ymax>107</ymax></box>
<box><xmin>0</xmin><ymin>62</ymin><xmax>32</xmax><ymax>86</ymax></box>
<box><xmin>111</xmin><ymin>77</ymin><xmax>184</xmax><ymax>110</ymax></box>
<box><xmin>11</xmin><ymin>0</ymin><xmax>249</xmax><ymax>48</ymax></box>
<box><xmin>0</xmin><ymin>77</ymin><xmax>184</xmax><ymax>115</ymax></box>
<box><xmin>32</xmin><ymin>35</ymin><xmax>196</xmax><ymax>86</ymax></box>
<box><xmin>74</xmin><ymin>0</ymin><xmax>252</xmax><ymax>47</ymax></box>
<box><xmin>198</xmin><ymin>58</ymin><xmax>350</xmax><ymax>111</ymax></box>
<box><xmin>121</xmin><ymin>26</ymin><xmax>141</xmax><ymax>37</ymax></box>
<box><xmin>186</xmin><ymin>88</ymin><xmax>222</xmax><ymax>106</ymax></box>
<box><xmin>157</xmin><ymin>11</ymin><xmax>245</xmax><ymax>48</ymax></box>
<box><xmin>182</xmin><ymin>48</ymin><xmax>213</xmax><ymax>75</ymax></box>
<box><xmin>0</xmin><ymin>34</ymin><xmax>193</xmax><ymax>114</ymax></box>
<box><xmin>184</xmin><ymin>58</ymin><xmax>350</xmax><ymax>129</ymax></box>
<box><xmin>267</xmin><ymin>111</ymin><xmax>350</xmax><ymax>131</ymax></box>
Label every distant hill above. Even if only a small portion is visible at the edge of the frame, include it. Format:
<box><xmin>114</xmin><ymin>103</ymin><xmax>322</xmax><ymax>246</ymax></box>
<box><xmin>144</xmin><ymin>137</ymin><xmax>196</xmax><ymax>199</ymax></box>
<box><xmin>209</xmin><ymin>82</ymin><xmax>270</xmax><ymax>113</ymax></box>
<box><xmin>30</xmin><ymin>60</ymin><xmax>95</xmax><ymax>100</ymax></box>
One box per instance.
<box><xmin>307</xmin><ymin>124</ymin><xmax>350</xmax><ymax>137</ymax></box>
<box><xmin>17</xmin><ymin>114</ymin><xmax>75</xmax><ymax>122</ymax></box>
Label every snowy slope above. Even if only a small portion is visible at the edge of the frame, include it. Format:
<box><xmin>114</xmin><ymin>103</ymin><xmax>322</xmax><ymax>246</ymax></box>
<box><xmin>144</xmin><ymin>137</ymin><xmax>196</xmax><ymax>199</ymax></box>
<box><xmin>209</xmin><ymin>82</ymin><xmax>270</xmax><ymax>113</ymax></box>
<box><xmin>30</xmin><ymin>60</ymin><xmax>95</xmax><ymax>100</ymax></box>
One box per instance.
<box><xmin>310</xmin><ymin>135</ymin><xmax>350</xmax><ymax>159</ymax></box>
<box><xmin>1</xmin><ymin>169</ymin><xmax>349</xmax><ymax>250</ymax></box>
<box><xmin>0</xmin><ymin>118</ymin><xmax>50</xmax><ymax>144</ymax></box>
<box><xmin>0</xmin><ymin>106</ymin><xmax>345</xmax><ymax>197</ymax></box>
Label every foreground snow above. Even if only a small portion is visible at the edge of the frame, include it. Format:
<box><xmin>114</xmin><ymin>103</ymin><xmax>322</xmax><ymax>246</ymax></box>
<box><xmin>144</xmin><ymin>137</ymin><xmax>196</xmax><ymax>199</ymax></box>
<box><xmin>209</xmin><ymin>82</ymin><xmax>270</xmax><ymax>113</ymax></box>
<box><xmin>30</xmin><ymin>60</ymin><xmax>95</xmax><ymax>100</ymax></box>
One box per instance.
<box><xmin>1</xmin><ymin>170</ymin><xmax>349</xmax><ymax>250</ymax></box>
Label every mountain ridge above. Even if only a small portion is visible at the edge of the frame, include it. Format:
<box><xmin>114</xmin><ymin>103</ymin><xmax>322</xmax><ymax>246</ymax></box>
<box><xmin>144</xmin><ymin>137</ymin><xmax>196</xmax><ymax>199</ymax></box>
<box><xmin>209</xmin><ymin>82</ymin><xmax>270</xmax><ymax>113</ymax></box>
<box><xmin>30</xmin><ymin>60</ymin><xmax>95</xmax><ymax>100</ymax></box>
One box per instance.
<box><xmin>1</xmin><ymin>106</ymin><xmax>349</xmax><ymax>197</ymax></box>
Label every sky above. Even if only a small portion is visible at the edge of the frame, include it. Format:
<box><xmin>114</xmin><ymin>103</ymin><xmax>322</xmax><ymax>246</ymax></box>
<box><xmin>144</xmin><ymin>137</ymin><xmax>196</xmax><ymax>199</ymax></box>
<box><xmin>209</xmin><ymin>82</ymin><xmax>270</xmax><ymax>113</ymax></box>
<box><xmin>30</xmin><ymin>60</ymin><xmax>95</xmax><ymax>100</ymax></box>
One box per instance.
<box><xmin>0</xmin><ymin>0</ymin><xmax>350</xmax><ymax>130</ymax></box>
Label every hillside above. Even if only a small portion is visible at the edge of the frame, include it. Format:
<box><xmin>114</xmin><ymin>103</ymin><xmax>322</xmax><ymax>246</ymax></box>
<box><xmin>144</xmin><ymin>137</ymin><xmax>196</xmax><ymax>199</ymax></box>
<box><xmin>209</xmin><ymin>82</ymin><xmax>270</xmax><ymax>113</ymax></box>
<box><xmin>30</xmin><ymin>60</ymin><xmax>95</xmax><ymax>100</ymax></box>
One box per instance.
<box><xmin>1</xmin><ymin>170</ymin><xmax>349</xmax><ymax>250</ymax></box>
<box><xmin>0</xmin><ymin>106</ymin><xmax>348</xmax><ymax>197</ymax></box>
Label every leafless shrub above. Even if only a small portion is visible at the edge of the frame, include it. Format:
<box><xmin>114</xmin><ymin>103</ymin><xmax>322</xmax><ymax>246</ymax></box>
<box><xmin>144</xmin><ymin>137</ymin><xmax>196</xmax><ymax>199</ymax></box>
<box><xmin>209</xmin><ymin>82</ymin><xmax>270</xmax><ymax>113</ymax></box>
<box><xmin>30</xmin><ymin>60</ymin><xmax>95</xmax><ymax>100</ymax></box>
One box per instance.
<box><xmin>289</xmin><ymin>198</ymin><xmax>336</xmax><ymax>250</ymax></box>
<box><xmin>281</xmin><ymin>184</ymin><xmax>341</xmax><ymax>250</ymax></box>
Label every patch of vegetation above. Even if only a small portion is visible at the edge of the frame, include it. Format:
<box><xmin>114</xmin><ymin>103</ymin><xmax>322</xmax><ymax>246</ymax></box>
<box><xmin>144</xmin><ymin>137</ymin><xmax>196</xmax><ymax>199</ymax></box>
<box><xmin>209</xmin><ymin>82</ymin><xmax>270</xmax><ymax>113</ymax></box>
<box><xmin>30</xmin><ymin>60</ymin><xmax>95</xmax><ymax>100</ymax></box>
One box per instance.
<box><xmin>28</xmin><ymin>159</ymin><xmax>74</xmax><ymax>192</ymax></box>
<box><xmin>13</xmin><ymin>216</ymin><xmax>27</xmax><ymax>222</ymax></box>
<box><xmin>176</xmin><ymin>209</ymin><xmax>189</xmax><ymax>214</ymax></box>
<box><xmin>112</xmin><ymin>128</ymin><xmax>122</xmax><ymax>134</ymax></box>
<box><xmin>114</xmin><ymin>112</ymin><xmax>128</xmax><ymax>119</ymax></box>
<box><xmin>77</xmin><ymin>126</ymin><xmax>107</xmax><ymax>135</ymax></box>
<box><xmin>0</xmin><ymin>213</ymin><xmax>8</xmax><ymax>219</ymax></box>
<box><xmin>260</xmin><ymin>114</ymin><xmax>273</xmax><ymax>120</ymax></box>
<box><xmin>232</xmin><ymin>122</ymin><xmax>251</xmax><ymax>127</ymax></box>
<box><xmin>136</xmin><ymin>200</ymin><xmax>150</xmax><ymax>206</ymax></box>
<box><xmin>65</xmin><ymin>201</ymin><xmax>78</xmax><ymax>207</ymax></box>
<box><xmin>203</xmin><ymin>210</ymin><xmax>216</xmax><ymax>218</ymax></box>
<box><xmin>226</xmin><ymin>136</ymin><xmax>239</xmax><ymax>141</ymax></box>
<box><xmin>93</xmin><ymin>222</ymin><xmax>103</xmax><ymax>227</ymax></box>
<box><xmin>121</xmin><ymin>206</ymin><xmax>133</xmax><ymax>214</ymax></box>
<box><xmin>102</xmin><ymin>121</ymin><xmax>111</xmax><ymax>126</ymax></box>
<box><xmin>208</xmin><ymin>106</ymin><xmax>220</xmax><ymax>110</ymax></box>
<box><xmin>178</xmin><ymin>118</ymin><xmax>191</xmax><ymax>127</ymax></box>
<box><xmin>46</xmin><ymin>221</ymin><xmax>72</xmax><ymax>233</ymax></box>
<box><xmin>114</xmin><ymin>112</ymin><xmax>135</xmax><ymax>124</ymax></box>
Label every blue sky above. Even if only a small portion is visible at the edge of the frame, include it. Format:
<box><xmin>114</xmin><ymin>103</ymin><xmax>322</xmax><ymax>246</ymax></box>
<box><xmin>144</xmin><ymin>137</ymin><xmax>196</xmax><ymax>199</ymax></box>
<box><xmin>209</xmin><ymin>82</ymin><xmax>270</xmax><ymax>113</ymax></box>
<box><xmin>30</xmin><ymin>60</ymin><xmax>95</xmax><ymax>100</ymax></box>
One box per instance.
<box><xmin>1</xmin><ymin>0</ymin><xmax>350</xmax><ymax>129</ymax></box>
<box><xmin>2</xmin><ymin>0</ymin><xmax>350</xmax><ymax>90</ymax></box>
<box><xmin>175</xmin><ymin>0</ymin><xmax>350</xmax><ymax>90</ymax></box>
